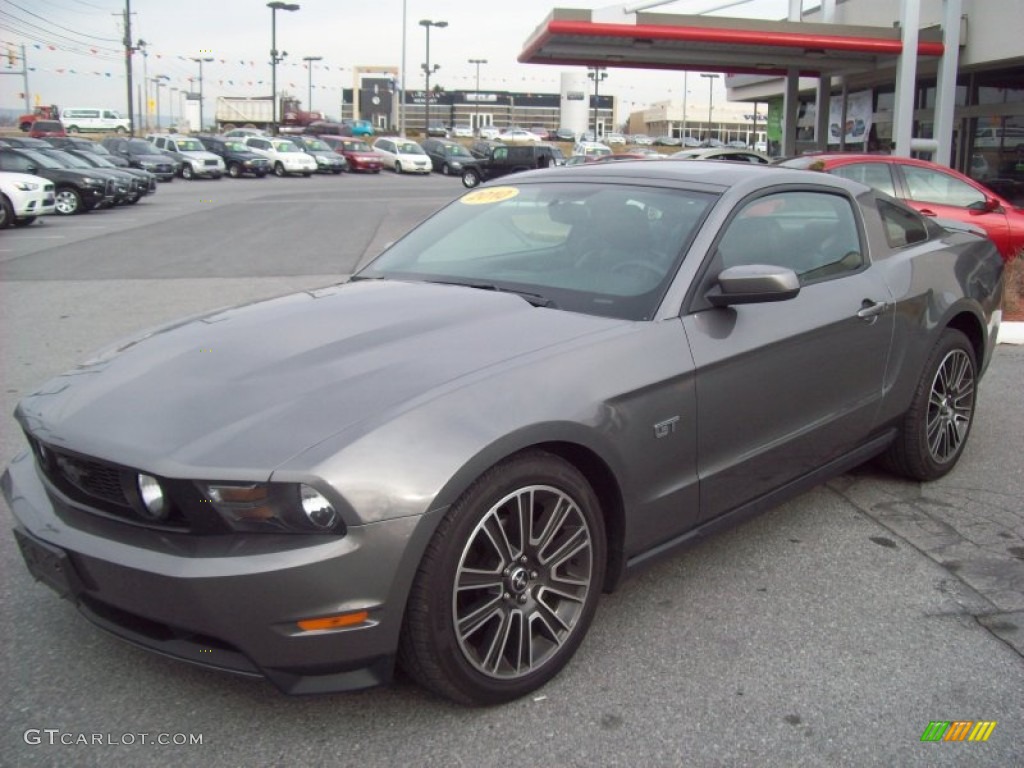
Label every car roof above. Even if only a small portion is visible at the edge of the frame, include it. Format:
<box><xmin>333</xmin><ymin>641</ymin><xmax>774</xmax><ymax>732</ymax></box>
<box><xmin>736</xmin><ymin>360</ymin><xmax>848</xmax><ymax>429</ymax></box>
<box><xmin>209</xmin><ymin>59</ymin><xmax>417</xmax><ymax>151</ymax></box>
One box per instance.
<box><xmin>505</xmin><ymin>158</ymin><xmax>869</xmax><ymax>194</ymax></box>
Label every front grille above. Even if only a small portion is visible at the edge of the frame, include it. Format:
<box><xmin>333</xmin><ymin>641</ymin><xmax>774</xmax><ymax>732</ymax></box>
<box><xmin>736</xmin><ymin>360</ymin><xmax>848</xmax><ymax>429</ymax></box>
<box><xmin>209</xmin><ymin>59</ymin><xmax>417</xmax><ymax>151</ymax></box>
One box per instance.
<box><xmin>26</xmin><ymin>435</ymin><xmax>207</xmax><ymax>532</ymax></box>
<box><xmin>54</xmin><ymin>452</ymin><xmax>124</xmax><ymax>504</ymax></box>
<box><xmin>44</xmin><ymin>183</ymin><xmax>54</xmax><ymax>192</ymax></box>
<box><xmin>203</xmin><ymin>159</ymin><xmax>218</xmax><ymax>167</ymax></box>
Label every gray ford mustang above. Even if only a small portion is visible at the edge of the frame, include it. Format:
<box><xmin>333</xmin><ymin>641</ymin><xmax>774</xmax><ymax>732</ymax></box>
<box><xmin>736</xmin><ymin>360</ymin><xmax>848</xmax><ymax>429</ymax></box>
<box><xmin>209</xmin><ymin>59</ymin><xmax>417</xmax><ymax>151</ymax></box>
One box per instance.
<box><xmin>3</xmin><ymin>161</ymin><xmax>1005</xmax><ymax>705</ymax></box>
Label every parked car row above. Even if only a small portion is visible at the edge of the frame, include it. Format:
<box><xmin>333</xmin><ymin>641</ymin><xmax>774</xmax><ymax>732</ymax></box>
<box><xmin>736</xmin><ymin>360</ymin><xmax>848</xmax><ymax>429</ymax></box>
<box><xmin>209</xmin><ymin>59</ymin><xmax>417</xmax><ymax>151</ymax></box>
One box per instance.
<box><xmin>0</xmin><ymin>135</ymin><xmax>159</xmax><ymax>216</ymax></box>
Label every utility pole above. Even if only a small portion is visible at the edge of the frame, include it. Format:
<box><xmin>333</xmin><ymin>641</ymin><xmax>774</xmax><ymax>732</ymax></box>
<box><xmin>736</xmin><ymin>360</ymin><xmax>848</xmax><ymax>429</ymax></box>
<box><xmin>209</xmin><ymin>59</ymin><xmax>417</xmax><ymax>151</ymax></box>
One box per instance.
<box><xmin>1</xmin><ymin>45</ymin><xmax>31</xmax><ymax>114</ymax></box>
<box><xmin>122</xmin><ymin>1</ymin><xmax>135</xmax><ymax>135</ymax></box>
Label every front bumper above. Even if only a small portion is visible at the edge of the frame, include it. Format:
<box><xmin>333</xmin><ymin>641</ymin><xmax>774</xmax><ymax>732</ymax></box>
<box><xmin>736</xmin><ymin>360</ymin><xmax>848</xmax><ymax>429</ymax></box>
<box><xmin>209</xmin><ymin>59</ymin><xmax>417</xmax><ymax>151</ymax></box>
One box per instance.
<box><xmin>3</xmin><ymin>450</ymin><xmax>440</xmax><ymax>695</ymax></box>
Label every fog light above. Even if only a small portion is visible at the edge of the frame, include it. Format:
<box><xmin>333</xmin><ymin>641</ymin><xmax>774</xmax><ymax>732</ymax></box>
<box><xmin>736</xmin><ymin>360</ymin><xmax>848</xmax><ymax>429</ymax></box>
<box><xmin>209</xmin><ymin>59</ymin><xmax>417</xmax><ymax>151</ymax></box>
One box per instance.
<box><xmin>300</xmin><ymin>485</ymin><xmax>337</xmax><ymax>530</ymax></box>
<box><xmin>137</xmin><ymin>474</ymin><xmax>169</xmax><ymax>520</ymax></box>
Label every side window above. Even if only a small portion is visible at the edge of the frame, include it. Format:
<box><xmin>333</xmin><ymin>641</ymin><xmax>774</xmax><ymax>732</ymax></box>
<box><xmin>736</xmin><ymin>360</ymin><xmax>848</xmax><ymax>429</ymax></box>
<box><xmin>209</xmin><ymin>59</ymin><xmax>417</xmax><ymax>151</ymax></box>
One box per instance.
<box><xmin>0</xmin><ymin>153</ymin><xmax>31</xmax><ymax>172</ymax></box>
<box><xmin>901</xmin><ymin>166</ymin><xmax>986</xmax><ymax>208</ymax></box>
<box><xmin>829</xmin><ymin>162</ymin><xmax>897</xmax><ymax>198</ymax></box>
<box><xmin>876</xmin><ymin>199</ymin><xmax>929</xmax><ymax>248</ymax></box>
<box><xmin>717</xmin><ymin>191</ymin><xmax>864</xmax><ymax>280</ymax></box>
<box><xmin>493</xmin><ymin>147</ymin><xmax>508</xmax><ymax>161</ymax></box>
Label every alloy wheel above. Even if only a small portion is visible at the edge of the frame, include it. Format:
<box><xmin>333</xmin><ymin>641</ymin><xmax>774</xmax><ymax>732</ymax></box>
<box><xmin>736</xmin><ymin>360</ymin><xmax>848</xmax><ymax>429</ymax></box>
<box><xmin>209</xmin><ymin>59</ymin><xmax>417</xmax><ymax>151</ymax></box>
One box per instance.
<box><xmin>926</xmin><ymin>348</ymin><xmax>974</xmax><ymax>464</ymax></box>
<box><xmin>452</xmin><ymin>484</ymin><xmax>594</xmax><ymax>680</ymax></box>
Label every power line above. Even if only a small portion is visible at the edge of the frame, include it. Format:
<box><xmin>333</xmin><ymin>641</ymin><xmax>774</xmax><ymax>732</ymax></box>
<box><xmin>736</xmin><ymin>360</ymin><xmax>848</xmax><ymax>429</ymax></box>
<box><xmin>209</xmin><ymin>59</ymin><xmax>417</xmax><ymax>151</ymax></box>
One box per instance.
<box><xmin>4</xmin><ymin>1</ymin><xmax>121</xmax><ymax>44</ymax></box>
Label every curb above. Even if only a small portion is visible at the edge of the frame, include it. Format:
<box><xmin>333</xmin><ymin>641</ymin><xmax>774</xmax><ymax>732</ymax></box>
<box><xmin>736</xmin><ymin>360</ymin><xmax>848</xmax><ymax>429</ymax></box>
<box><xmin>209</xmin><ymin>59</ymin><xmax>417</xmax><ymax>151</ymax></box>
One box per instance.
<box><xmin>999</xmin><ymin>321</ymin><xmax>1024</xmax><ymax>345</ymax></box>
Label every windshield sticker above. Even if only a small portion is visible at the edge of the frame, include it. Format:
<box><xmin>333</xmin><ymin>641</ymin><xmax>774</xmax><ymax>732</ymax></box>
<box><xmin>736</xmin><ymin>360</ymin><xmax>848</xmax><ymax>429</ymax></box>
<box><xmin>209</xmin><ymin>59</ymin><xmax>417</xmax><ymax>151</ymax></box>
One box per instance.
<box><xmin>461</xmin><ymin>187</ymin><xmax>520</xmax><ymax>205</ymax></box>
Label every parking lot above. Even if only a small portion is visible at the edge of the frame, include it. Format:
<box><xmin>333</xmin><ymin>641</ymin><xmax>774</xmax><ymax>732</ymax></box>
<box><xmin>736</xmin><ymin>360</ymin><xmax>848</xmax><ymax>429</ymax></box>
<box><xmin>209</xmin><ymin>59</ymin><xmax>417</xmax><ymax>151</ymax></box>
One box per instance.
<box><xmin>1</xmin><ymin>172</ymin><xmax>1022</xmax><ymax>767</ymax></box>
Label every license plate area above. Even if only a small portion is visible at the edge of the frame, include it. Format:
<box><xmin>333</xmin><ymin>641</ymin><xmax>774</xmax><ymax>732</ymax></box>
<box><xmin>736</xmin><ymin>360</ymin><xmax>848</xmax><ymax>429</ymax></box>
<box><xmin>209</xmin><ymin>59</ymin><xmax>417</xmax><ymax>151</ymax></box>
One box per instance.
<box><xmin>13</xmin><ymin>528</ymin><xmax>83</xmax><ymax>600</ymax></box>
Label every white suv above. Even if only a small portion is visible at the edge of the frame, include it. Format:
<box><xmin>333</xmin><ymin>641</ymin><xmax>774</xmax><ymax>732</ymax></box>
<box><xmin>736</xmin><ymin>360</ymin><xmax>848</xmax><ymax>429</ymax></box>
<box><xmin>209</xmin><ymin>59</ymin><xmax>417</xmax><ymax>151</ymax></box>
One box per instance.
<box><xmin>241</xmin><ymin>137</ymin><xmax>317</xmax><ymax>177</ymax></box>
<box><xmin>147</xmin><ymin>134</ymin><xmax>225</xmax><ymax>180</ymax></box>
<box><xmin>0</xmin><ymin>171</ymin><xmax>56</xmax><ymax>228</ymax></box>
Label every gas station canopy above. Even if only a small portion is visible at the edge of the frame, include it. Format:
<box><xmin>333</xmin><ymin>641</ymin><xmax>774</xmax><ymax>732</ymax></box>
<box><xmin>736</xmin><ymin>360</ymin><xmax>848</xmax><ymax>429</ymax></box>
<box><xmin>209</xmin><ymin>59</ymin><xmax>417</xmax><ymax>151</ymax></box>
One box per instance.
<box><xmin>519</xmin><ymin>9</ymin><xmax>944</xmax><ymax>78</ymax></box>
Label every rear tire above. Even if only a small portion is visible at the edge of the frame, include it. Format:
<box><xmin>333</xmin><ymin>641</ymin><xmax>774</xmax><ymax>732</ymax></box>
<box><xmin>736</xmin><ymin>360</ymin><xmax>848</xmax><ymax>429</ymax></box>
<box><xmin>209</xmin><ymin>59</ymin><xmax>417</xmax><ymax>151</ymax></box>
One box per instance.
<box><xmin>399</xmin><ymin>451</ymin><xmax>606</xmax><ymax>705</ymax></box>
<box><xmin>441</xmin><ymin>163</ymin><xmax>450</xmax><ymax>176</ymax></box>
<box><xmin>881</xmin><ymin>329</ymin><xmax>977</xmax><ymax>481</ymax></box>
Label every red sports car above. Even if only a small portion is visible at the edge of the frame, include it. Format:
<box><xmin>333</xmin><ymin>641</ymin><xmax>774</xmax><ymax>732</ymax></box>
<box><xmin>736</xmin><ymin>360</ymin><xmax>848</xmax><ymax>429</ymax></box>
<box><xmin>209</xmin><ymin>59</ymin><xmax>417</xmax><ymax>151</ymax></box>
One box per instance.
<box><xmin>779</xmin><ymin>153</ymin><xmax>1024</xmax><ymax>262</ymax></box>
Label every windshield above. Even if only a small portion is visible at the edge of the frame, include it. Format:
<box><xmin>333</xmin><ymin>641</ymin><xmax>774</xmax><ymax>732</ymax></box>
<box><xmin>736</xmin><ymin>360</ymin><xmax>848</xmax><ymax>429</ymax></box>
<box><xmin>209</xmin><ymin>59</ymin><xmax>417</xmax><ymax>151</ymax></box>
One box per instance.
<box><xmin>18</xmin><ymin>150</ymin><xmax>64</xmax><ymax>169</ymax></box>
<box><xmin>224</xmin><ymin>141</ymin><xmax>248</xmax><ymax>152</ymax></box>
<box><xmin>271</xmin><ymin>141</ymin><xmax>299</xmax><ymax>152</ymax></box>
<box><xmin>396</xmin><ymin>142</ymin><xmax>425</xmax><ymax>155</ymax></box>
<box><xmin>177</xmin><ymin>139</ymin><xmax>204</xmax><ymax>151</ymax></box>
<box><xmin>125</xmin><ymin>140</ymin><xmax>155</xmax><ymax>153</ymax></box>
<box><xmin>82</xmin><ymin>154</ymin><xmax>115</xmax><ymax>168</ymax></box>
<box><xmin>446</xmin><ymin>145</ymin><xmax>473</xmax><ymax>158</ymax></box>
<box><xmin>302</xmin><ymin>139</ymin><xmax>329</xmax><ymax>151</ymax></box>
<box><xmin>45</xmin><ymin>150</ymin><xmax>90</xmax><ymax>168</ymax></box>
<box><xmin>358</xmin><ymin>182</ymin><xmax>715</xmax><ymax>321</ymax></box>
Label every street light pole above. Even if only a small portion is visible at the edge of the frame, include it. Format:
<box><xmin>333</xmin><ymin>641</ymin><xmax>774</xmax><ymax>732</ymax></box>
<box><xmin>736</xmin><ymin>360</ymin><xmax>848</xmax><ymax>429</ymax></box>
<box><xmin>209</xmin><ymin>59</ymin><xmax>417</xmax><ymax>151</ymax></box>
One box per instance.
<box><xmin>682</xmin><ymin>71</ymin><xmax>688</xmax><ymax>142</ymax></box>
<box><xmin>152</xmin><ymin>75</ymin><xmax>169</xmax><ymax>131</ymax></box>
<box><xmin>700</xmin><ymin>72</ymin><xmax>719</xmax><ymax>144</ymax></box>
<box><xmin>169</xmin><ymin>87</ymin><xmax>177</xmax><ymax>128</ymax></box>
<box><xmin>192</xmin><ymin>57</ymin><xmax>213</xmax><ymax>131</ymax></box>
<box><xmin>419</xmin><ymin>19</ymin><xmax>447</xmax><ymax>136</ymax></box>
<box><xmin>302</xmin><ymin>55</ymin><xmax>322</xmax><ymax>113</ymax></box>
<box><xmin>468</xmin><ymin>58</ymin><xmax>487</xmax><ymax>133</ymax></box>
<box><xmin>268</xmin><ymin>2</ymin><xmax>300</xmax><ymax>135</ymax></box>
<box><xmin>587</xmin><ymin>67</ymin><xmax>607</xmax><ymax>139</ymax></box>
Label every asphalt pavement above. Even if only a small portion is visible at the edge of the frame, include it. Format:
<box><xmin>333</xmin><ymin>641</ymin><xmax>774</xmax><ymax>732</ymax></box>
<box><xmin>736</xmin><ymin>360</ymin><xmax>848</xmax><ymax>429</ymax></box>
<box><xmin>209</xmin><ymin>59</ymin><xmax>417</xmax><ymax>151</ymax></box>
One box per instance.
<box><xmin>1</xmin><ymin>173</ymin><xmax>1021</xmax><ymax>767</ymax></box>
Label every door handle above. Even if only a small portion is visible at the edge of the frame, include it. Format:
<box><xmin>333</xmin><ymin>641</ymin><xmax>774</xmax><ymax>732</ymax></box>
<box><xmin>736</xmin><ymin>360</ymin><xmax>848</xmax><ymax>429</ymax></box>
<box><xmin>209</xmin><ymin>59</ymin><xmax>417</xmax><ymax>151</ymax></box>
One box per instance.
<box><xmin>856</xmin><ymin>299</ymin><xmax>889</xmax><ymax>320</ymax></box>
<box><xmin>919</xmin><ymin>209</ymin><xmax>937</xmax><ymax>217</ymax></box>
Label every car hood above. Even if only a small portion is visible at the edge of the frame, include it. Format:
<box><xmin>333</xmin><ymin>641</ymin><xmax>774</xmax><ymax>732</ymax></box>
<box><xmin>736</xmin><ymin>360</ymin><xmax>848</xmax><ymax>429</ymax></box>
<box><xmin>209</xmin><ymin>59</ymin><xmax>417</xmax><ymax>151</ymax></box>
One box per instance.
<box><xmin>17</xmin><ymin>280</ymin><xmax>621</xmax><ymax>478</ymax></box>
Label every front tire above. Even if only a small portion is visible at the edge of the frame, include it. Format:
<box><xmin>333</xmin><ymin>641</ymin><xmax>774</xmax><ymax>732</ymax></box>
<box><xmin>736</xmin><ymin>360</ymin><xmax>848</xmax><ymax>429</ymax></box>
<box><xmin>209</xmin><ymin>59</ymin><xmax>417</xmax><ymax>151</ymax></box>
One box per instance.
<box><xmin>462</xmin><ymin>169</ymin><xmax>481</xmax><ymax>188</ymax></box>
<box><xmin>882</xmin><ymin>329</ymin><xmax>977</xmax><ymax>480</ymax></box>
<box><xmin>182</xmin><ymin>164</ymin><xmax>194</xmax><ymax>180</ymax></box>
<box><xmin>274</xmin><ymin>162</ymin><xmax>286</xmax><ymax>178</ymax></box>
<box><xmin>441</xmin><ymin>163</ymin><xmax>450</xmax><ymax>176</ymax></box>
<box><xmin>228</xmin><ymin>163</ymin><xmax>242</xmax><ymax>178</ymax></box>
<box><xmin>395</xmin><ymin>161</ymin><xmax>403</xmax><ymax>174</ymax></box>
<box><xmin>399</xmin><ymin>451</ymin><xmax>606</xmax><ymax>705</ymax></box>
<box><xmin>54</xmin><ymin>187</ymin><xmax>83</xmax><ymax>215</ymax></box>
<box><xmin>0</xmin><ymin>194</ymin><xmax>12</xmax><ymax>228</ymax></box>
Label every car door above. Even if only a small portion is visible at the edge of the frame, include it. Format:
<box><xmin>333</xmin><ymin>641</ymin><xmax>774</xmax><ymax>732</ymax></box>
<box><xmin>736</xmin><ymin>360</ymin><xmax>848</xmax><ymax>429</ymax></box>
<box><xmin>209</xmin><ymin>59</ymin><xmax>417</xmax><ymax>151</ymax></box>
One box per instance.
<box><xmin>893</xmin><ymin>162</ymin><xmax>1012</xmax><ymax>257</ymax></box>
<box><xmin>682</xmin><ymin>188</ymin><xmax>894</xmax><ymax>522</ymax></box>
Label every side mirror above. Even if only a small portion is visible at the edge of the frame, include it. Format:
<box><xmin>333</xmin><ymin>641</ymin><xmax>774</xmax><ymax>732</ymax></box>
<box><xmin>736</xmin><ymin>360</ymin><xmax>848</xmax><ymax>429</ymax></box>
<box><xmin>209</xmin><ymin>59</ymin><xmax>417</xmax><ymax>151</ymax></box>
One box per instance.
<box><xmin>969</xmin><ymin>197</ymin><xmax>1001</xmax><ymax>214</ymax></box>
<box><xmin>707</xmin><ymin>264</ymin><xmax>800</xmax><ymax>306</ymax></box>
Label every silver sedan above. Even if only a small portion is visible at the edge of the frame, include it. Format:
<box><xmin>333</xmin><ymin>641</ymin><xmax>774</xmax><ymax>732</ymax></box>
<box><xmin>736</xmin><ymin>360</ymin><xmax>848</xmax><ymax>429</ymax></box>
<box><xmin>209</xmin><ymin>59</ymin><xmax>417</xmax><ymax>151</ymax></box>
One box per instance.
<box><xmin>4</xmin><ymin>161</ymin><xmax>1005</xmax><ymax>705</ymax></box>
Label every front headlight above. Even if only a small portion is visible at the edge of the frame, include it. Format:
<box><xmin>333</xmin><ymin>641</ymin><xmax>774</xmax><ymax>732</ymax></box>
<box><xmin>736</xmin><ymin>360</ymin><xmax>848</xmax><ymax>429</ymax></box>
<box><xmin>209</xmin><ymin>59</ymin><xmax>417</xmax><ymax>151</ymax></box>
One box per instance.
<box><xmin>137</xmin><ymin>474</ymin><xmax>170</xmax><ymax>521</ymax></box>
<box><xmin>201</xmin><ymin>481</ymin><xmax>344</xmax><ymax>534</ymax></box>
<box><xmin>13</xmin><ymin>181</ymin><xmax>41</xmax><ymax>191</ymax></box>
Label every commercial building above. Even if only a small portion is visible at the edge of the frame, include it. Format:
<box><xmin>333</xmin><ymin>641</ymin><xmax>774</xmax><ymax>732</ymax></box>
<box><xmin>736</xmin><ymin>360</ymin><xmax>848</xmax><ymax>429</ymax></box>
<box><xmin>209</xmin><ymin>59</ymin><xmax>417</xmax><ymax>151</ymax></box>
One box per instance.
<box><xmin>517</xmin><ymin>1</ymin><xmax>1023</xmax><ymax>200</ymax></box>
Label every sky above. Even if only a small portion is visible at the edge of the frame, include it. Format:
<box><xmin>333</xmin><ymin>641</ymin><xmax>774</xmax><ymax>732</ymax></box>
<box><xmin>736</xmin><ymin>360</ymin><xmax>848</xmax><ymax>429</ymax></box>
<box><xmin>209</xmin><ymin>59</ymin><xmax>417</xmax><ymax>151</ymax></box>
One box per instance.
<box><xmin>1</xmin><ymin>0</ymin><xmax>793</xmax><ymax>120</ymax></box>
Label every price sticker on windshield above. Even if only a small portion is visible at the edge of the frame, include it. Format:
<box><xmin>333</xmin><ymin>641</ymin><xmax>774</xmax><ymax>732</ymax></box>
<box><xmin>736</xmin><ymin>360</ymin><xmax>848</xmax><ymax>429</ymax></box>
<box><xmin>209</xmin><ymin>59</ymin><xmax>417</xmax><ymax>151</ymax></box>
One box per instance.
<box><xmin>461</xmin><ymin>187</ymin><xmax>520</xmax><ymax>205</ymax></box>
